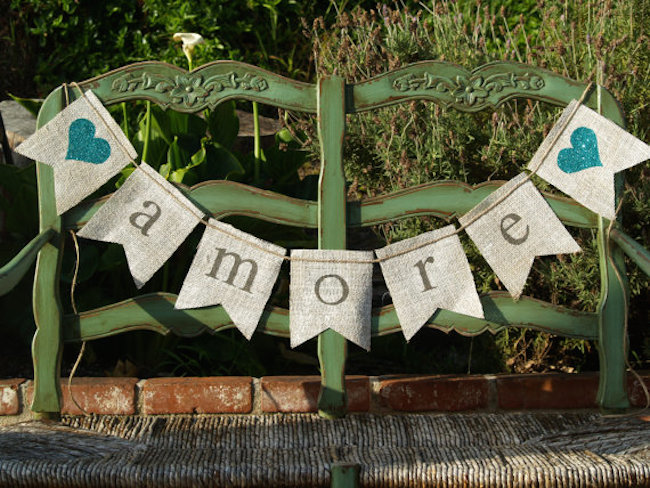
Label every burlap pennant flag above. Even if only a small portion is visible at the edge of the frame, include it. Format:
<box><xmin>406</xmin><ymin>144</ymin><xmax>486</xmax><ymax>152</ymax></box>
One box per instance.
<box><xmin>15</xmin><ymin>90</ymin><xmax>137</xmax><ymax>215</ymax></box>
<box><xmin>289</xmin><ymin>250</ymin><xmax>373</xmax><ymax>350</ymax></box>
<box><xmin>459</xmin><ymin>173</ymin><xmax>581</xmax><ymax>299</ymax></box>
<box><xmin>175</xmin><ymin>219</ymin><xmax>286</xmax><ymax>339</ymax></box>
<box><xmin>376</xmin><ymin>225</ymin><xmax>483</xmax><ymax>341</ymax></box>
<box><xmin>78</xmin><ymin>163</ymin><xmax>203</xmax><ymax>288</ymax></box>
<box><xmin>528</xmin><ymin>100</ymin><xmax>650</xmax><ymax>219</ymax></box>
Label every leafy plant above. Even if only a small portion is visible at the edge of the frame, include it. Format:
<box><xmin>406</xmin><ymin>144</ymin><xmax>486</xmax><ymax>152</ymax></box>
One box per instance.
<box><xmin>301</xmin><ymin>0</ymin><xmax>650</xmax><ymax>373</ymax></box>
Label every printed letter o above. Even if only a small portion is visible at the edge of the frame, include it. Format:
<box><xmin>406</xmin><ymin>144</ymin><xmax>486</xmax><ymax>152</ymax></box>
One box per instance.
<box><xmin>314</xmin><ymin>274</ymin><xmax>349</xmax><ymax>305</ymax></box>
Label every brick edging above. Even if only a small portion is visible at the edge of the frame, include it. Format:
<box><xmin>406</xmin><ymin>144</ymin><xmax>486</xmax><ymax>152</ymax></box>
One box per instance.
<box><xmin>1</xmin><ymin>372</ymin><xmax>648</xmax><ymax>417</ymax></box>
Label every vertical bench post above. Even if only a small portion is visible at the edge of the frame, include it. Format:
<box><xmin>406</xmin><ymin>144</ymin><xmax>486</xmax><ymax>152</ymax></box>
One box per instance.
<box><xmin>596</xmin><ymin>173</ymin><xmax>630</xmax><ymax>412</ymax></box>
<box><xmin>316</xmin><ymin>75</ymin><xmax>349</xmax><ymax>418</ymax></box>
<box><xmin>31</xmin><ymin>87</ymin><xmax>66</xmax><ymax>420</ymax></box>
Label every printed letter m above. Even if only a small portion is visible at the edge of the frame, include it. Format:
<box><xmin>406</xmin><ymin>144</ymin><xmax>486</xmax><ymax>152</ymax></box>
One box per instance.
<box><xmin>205</xmin><ymin>247</ymin><xmax>259</xmax><ymax>293</ymax></box>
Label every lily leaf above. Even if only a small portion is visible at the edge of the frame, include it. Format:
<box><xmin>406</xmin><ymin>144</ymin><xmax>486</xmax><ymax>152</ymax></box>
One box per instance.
<box><xmin>115</xmin><ymin>166</ymin><xmax>136</xmax><ymax>188</ymax></box>
<box><xmin>167</xmin><ymin>135</ymin><xmax>192</xmax><ymax>171</ymax></box>
<box><xmin>133</xmin><ymin>112</ymin><xmax>167</xmax><ymax>167</ymax></box>
<box><xmin>206</xmin><ymin>142</ymin><xmax>245</xmax><ymax>180</ymax></box>
<box><xmin>168</xmin><ymin>141</ymin><xmax>207</xmax><ymax>185</ymax></box>
<box><xmin>206</xmin><ymin>101</ymin><xmax>239</xmax><ymax>149</ymax></box>
<box><xmin>151</xmin><ymin>105</ymin><xmax>207</xmax><ymax>144</ymax></box>
<box><xmin>8</xmin><ymin>94</ymin><xmax>42</xmax><ymax>118</ymax></box>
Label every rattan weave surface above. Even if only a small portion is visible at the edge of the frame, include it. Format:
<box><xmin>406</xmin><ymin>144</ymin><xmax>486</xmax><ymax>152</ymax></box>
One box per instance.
<box><xmin>0</xmin><ymin>412</ymin><xmax>648</xmax><ymax>487</ymax></box>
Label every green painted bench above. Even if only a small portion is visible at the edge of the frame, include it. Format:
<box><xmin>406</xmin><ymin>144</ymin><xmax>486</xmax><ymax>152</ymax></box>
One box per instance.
<box><xmin>6</xmin><ymin>60</ymin><xmax>648</xmax><ymax>422</ymax></box>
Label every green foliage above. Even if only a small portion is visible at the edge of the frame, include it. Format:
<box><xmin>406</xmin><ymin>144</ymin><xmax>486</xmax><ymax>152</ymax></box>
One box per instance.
<box><xmin>0</xmin><ymin>164</ymin><xmax>39</xmax><ymax>349</ymax></box>
<box><xmin>4</xmin><ymin>0</ymin><xmax>377</xmax><ymax>98</ymax></box>
<box><xmin>159</xmin><ymin>332</ymin><xmax>266</xmax><ymax>377</ymax></box>
<box><xmin>304</xmin><ymin>0</ymin><xmax>650</xmax><ymax>373</ymax></box>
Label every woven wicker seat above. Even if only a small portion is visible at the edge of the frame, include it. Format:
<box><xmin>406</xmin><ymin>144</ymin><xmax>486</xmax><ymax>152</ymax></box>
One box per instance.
<box><xmin>1</xmin><ymin>413</ymin><xmax>648</xmax><ymax>487</ymax></box>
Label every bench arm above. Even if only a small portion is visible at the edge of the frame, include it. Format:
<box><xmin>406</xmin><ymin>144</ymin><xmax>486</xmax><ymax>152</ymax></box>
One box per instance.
<box><xmin>610</xmin><ymin>227</ymin><xmax>650</xmax><ymax>278</ymax></box>
<box><xmin>0</xmin><ymin>228</ymin><xmax>56</xmax><ymax>296</ymax></box>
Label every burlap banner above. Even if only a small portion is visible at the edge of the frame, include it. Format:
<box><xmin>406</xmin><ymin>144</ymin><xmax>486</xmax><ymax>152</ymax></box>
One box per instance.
<box><xmin>78</xmin><ymin>162</ymin><xmax>203</xmax><ymax>288</ymax></box>
<box><xmin>528</xmin><ymin>100</ymin><xmax>650</xmax><ymax>219</ymax></box>
<box><xmin>15</xmin><ymin>90</ymin><xmax>137</xmax><ymax>215</ymax></box>
<box><xmin>376</xmin><ymin>225</ymin><xmax>484</xmax><ymax>341</ymax></box>
<box><xmin>459</xmin><ymin>173</ymin><xmax>581</xmax><ymax>299</ymax></box>
<box><xmin>175</xmin><ymin>219</ymin><xmax>286</xmax><ymax>339</ymax></box>
<box><xmin>289</xmin><ymin>250</ymin><xmax>373</xmax><ymax>350</ymax></box>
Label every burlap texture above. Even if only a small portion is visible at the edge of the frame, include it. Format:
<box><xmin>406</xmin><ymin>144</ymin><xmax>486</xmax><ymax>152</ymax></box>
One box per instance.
<box><xmin>289</xmin><ymin>250</ymin><xmax>373</xmax><ymax>350</ymax></box>
<box><xmin>459</xmin><ymin>173</ymin><xmax>581</xmax><ymax>299</ymax></box>
<box><xmin>529</xmin><ymin>100</ymin><xmax>650</xmax><ymax>219</ymax></box>
<box><xmin>376</xmin><ymin>225</ymin><xmax>484</xmax><ymax>341</ymax></box>
<box><xmin>15</xmin><ymin>90</ymin><xmax>136</xmax><ymax>214</ymax></box>
<box><xmin>175</xmin><ymin>219</ymin><xmax>286</xmax><ymax>339</ymax></box>
<box><xmin>78</xmin><ymin>163</ymin><xmax>202</xmax><ymax>288</ymax></box>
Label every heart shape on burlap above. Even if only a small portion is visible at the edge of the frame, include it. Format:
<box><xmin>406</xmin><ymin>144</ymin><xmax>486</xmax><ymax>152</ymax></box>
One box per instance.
<box><xmin>557</xmin><ymin>127</ymin><xmax>602</xmax><ymax>174</ymax></box>
<box><xmin>66</xmin><ymin>118</ymin><xmax>111</xmax><ymax>164</ymax></box>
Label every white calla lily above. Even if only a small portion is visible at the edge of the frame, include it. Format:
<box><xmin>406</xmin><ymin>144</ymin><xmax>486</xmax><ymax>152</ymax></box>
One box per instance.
<box><xmin>173</xmin><ymin>32</ymin><xmax>205</xmax><ymax>69</ymax></box>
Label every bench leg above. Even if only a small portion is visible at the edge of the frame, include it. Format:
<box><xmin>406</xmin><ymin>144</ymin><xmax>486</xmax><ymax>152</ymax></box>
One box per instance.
<box><xmin>596</xmin><ymin>220</ymin><xmax>630</xmax><ymax>412</ymax></box>
<box><xmin>31</xmin><ymin>236</ymin><xmax>64</xmax><ymax>420</ymax></box>
<box><xmin>330</xmin><ymin>463</ymin><xmax>360</xmax><ymax>488</ymax></box>
<box><xmin>318</xmin><ymin>330</ymin><xmax>348</xmax><ymax>418</ymax></box>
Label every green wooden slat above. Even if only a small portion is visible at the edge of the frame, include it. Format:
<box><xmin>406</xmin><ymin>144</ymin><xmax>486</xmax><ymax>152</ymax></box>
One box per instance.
<box><xmin>63</xmin><ymin>292</ymin><xmax>597</xmax><ymax>343</ymax></box>
<box><xmin>376</xmin><ymin>292</ymin><xmax>598</xmax><ymax>339</ymax></box>
<box><xmin>32</xmin><ymin>87</ymin><xmax>66</xmax><ymax>419</ymax></box>
<box><xmin>65</xmin><ymin>178</ymin><xmax>596</xmax><ymax>231</ymax></box>
<box><xmin>348</xmin><ymin>180</ymin><xmax>598</xmax><ymax>229</ymax></box>
<box><xmin>61</xmin><ymin>293</ymin><xmax>289</xmax><ymax>341</ymax></box>
<box><xmin>75</xmin><ymin>61</ymin><xmax>317</xmax><ymax>113</ymax></box>
<box><xmin>64</xmin><ymin>181</ymin><xmax>318</xmax><ymax>230</ymax></box>
<box><xmin>351</xmin><ymin>60</ymin><xmax>622</xmax><ymax>116</ymax></box>
<box><xmin>316</xmin><ymin>76</ymin><xmax>349</xmax><ymax>419</ymax></box>
<box><xmin>610</xmin><ymin>227</ymin><xmax>650</xmax><ymax>278</ymax></box>
<box><xmin>0</xmin><ymin>228</ymin><xmax>55</xmax><ymax>296</ymax></box>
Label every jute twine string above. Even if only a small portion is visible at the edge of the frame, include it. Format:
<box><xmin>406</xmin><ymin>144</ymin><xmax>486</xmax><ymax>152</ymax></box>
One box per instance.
<box><xmin>66</xmin><ymin>79</ymin><xmax>593</xmax><ymax>264</ymax></box>
<box><xmin>67</xmin><ymin>230</ymin><xmax>90</xmax><ymax>416</ymax></box>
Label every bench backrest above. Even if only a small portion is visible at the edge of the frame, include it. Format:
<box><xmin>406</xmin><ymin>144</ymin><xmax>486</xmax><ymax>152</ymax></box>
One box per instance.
<box><xmin>31</xmin><ymin>60</ymin><xmax>630</xmax><ymax>418</ymax></box>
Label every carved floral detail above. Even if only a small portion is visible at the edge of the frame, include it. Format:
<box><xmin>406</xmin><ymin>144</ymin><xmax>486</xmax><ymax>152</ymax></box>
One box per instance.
<box><xmin>392</xmin><ymin>71</ymin><xmax>545</xmax><ymax>105</ymax></box>
<box><xmin>167</xmin><ymin>75</ymin><xmax>209</xmax><ymax>105</ymax></box>
<box><xmin>111</xmin><ymin>71</ymin><xmax>269</xmax><ymax>107</ymax></box>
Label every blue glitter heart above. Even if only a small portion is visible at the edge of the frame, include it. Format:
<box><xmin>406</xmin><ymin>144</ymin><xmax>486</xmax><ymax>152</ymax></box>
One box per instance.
<box><xmin>557</xmin><ymin>127</ymin><xmax>602</xmax><ymax>174</ymax></box>
<box><xmin>66</xmin><ymin>118</ymin><xmax>111</xmax><ymax>164</ymax></box>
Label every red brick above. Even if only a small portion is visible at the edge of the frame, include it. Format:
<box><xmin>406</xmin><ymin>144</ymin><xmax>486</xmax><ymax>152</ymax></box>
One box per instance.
<box><xmin>261</xmin><ymin>376</ymin><xmax>369</xmax><ymax>413</ymax></box>
<box><xmin>140</xmin><ymin>377</ymin><xmax>252</xmax><ymax>414</ymax></box>
<box><xmin>0</xmin><ymin>379</ymin><xmax>25</xmax><ymax>415</ymax></box>
<box><xmin>628</xmin><ymin>372</ymin><xmax>650</xmax><ymax>408</ymax></box>
<box><xmin>497</xmin><ymin>373</ymin><xmax>598</xmax><ymax>409</ymax></box>
<box><xmin>25</xmin><ymin>377</ymin><xmax>137</xmax><ymax>415</ymax></box>
<box><xmin>378</xmin><ymin>375</ymin><xmax>488</xmax><ymax>412</ymax></box>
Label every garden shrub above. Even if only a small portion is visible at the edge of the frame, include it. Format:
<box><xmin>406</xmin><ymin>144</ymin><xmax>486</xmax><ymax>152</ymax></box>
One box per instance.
<box><xmin>3</xmin><ymin>0</ymin><xmax>378</xmax><ymax>97</ymax></box>
<box><xmin>300</xmin><ymin>0</ymin><xmax>650</xmax><ymax>373</ymax></box>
